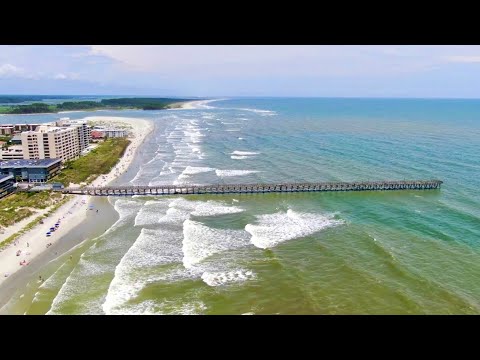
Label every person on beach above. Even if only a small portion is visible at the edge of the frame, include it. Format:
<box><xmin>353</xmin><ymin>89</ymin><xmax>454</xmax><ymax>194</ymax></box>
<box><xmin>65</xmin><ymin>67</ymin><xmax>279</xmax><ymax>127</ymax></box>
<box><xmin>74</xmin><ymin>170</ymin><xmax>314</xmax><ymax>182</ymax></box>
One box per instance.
<box><xmin>27</xmin><ymin>242</ymin><xmax>29</xmax><ymax>247</ymax></box>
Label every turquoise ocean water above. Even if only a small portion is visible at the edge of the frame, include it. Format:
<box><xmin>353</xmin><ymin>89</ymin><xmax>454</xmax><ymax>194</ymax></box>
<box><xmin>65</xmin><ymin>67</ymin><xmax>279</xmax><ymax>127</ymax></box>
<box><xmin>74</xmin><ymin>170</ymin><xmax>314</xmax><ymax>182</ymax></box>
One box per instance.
<box><xmin>1</xmin><ymin>98</ymin><xmax>480</xmax><ymax>314</ymax></box>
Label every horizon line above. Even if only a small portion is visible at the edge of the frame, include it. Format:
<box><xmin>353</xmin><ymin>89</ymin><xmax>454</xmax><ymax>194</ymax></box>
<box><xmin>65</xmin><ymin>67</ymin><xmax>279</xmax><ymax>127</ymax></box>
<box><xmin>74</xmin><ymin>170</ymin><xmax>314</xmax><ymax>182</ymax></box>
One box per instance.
<box><xmin>1</xmin><ymin>94</ymin><xmax>480</xmax><ymax>101</ymax></box>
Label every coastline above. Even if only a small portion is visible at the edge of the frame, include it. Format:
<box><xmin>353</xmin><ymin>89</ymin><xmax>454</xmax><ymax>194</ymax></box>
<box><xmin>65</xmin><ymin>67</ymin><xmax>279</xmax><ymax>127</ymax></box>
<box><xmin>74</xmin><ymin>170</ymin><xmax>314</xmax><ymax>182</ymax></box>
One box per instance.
<box><xmin>173</xmin><ymin>99</ymin><xmax>220</xmax><ymax>110</ymax></box>
<box><xmin>0</xmin><ymin>116</ymin><xmax>154</xmax><ymax>289</ymax></box>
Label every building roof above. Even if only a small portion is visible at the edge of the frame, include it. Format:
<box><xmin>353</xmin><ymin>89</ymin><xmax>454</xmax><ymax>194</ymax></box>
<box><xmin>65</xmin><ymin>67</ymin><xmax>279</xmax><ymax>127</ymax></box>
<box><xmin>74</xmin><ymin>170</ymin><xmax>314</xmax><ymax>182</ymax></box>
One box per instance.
<box><xmin>0</xmin><ymin>124</ymin><xmax>41</xmax><ymax>127</ymax></box>
<box><xmin>0</xmin><ymin>174</ymin><xmax>14</xmax><ymax>182</ymax></box>
<box><xmin>0</xmin><ymin>158</ymin><xmax>62</xmax><ymax>168</ymax></box>
<box><xmin>64</xmin><ymin>120</ymin><xmax>87</xmax><ymax>124</ymax></box>
<box><xmin>23</xmin><ymin>126</ymin><xmax>75</xmax><ymax>135</ymax></box>
<box><xmin>11</xmin><ymin>135</ymin><xmax>22</xmax><ymax>142</ymax></box>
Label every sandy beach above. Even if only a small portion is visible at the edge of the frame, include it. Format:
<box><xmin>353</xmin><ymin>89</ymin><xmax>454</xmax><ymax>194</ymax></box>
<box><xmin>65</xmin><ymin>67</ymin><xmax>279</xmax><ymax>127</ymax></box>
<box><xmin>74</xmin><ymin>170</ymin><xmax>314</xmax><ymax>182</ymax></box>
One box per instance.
<box><xmin>174</xmin><ymin>99</ymin><xmax>220</xmax><ymax>110</ymax></box>
<box><xmin>0</xmin><ymin>116</ymin><xmax>154</xmax><ymax>286</ymax></box>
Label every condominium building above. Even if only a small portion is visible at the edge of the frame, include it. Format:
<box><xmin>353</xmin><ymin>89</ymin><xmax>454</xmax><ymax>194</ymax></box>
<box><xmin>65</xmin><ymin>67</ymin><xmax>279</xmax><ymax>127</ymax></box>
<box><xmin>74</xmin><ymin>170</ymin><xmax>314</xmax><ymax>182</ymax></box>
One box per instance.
<box><xmin>21</xmin><ymin>126</ymin><xmax>79</xmax><ymax>162</ymax></box>
<box><xmin>55</xmin><ymin>119</ymin><xmax>92</xmax><ymax>151</ymax></box>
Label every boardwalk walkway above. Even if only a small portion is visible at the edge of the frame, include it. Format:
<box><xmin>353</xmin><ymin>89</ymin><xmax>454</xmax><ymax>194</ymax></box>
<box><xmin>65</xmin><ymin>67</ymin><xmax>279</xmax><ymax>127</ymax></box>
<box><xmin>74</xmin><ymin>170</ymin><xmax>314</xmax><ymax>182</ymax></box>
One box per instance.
<box><xmin>57</xmin><ymin>180</ymin><xmax>443</xmax><ymax>196</ymax></box>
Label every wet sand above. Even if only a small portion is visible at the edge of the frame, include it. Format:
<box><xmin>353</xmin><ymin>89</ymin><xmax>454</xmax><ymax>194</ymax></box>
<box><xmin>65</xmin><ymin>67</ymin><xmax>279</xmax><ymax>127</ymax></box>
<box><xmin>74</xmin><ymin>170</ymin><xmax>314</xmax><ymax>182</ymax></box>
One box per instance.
<box><xmin>0</xmin><ymin>196</ymin><xmax>118</xmax><ymax>312</ymax></box>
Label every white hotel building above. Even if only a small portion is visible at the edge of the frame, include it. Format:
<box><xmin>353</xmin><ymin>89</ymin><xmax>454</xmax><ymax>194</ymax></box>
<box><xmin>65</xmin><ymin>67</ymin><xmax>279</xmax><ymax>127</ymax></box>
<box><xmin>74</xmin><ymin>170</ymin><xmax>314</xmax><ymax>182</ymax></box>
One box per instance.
<box><xmin>21</xmin><ymin>126</ymin><xmax>80</xmax><ymax>162</ymax></box>
<box><xmin>55</xmin><ymin>119</ymin><xmax>91</xmax><ymax>151</ymax></box>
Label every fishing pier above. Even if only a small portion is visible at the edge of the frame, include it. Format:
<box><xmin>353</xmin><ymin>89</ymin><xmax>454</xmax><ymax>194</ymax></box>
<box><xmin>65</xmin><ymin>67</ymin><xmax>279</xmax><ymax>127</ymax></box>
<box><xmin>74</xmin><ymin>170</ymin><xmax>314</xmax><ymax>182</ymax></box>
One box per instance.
<box><xmin>57</xmin><ymin>180</ymin><xmax>443</xmax><ymax>196</ymax></box>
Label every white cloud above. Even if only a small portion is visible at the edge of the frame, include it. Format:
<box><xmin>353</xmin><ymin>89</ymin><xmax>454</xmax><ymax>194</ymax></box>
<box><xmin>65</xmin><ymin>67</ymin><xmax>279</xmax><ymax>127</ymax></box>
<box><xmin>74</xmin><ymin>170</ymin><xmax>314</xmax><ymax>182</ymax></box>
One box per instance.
<box><xmin>88</xmin><ymin>45</ymin><xmax>435</xmax><ymax>77</ymax></box>
<box><xmin>53</xmin><ymin>72</ymin><xmax>80</xmax><ymax>80</ymax></box>
<box><xmin>444</xmin><ymin>55</ymin><xmax>480</xmax><ymax>63</ymax></box>
<box><xmin>0</xmin><ymin>63</ymin><xmax>25</xmax><ymax>78</ymax></box>
<box><xmin>89</xmin><ymin>45</ymin><xmax>480</xmax><ymax>79</ymax></box>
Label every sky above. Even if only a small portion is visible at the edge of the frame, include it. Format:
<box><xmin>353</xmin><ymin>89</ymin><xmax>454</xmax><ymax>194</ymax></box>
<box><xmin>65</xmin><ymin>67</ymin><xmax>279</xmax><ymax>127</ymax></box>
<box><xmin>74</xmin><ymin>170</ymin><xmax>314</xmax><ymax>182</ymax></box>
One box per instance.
<box><xmin>1</xmin><ymin>45</ymin><xmax>480</xmax><ymax>98</ymax></box>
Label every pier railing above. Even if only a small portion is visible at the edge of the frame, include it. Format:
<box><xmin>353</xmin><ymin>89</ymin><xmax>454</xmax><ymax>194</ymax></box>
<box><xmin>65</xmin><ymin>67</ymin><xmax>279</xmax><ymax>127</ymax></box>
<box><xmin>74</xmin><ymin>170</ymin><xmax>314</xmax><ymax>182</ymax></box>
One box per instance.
<box><xmin>58</xmin><ymin>180</ymin><xmax>443</xmax><ymax>196</ymax></box>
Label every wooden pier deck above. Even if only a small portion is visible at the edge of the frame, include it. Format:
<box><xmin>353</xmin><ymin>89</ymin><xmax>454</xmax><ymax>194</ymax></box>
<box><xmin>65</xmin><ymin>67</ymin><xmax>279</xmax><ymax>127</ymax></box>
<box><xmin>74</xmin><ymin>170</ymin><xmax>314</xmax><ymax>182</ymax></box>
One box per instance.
<box><xmin>57</xmin><ymin>180</ymin><xmax>443</xmax><ymax>196</ymax></box>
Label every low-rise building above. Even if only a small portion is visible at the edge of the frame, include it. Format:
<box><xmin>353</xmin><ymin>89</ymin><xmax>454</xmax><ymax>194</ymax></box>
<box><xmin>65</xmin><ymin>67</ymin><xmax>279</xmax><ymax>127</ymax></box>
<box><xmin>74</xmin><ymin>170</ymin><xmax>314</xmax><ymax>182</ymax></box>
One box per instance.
<box><xmin>0</xmin><ymin>174</ymin><xmax>15</xmax><ymax>199</ymax></box>
<box><xmin>0</xmin><ymin>145</ymin><xmax>24</xmax><ymax>160</ymax></box>
<box><xmin>0</xmin><ymin>124</ymin><xmax>40</xmax><ymax>134</ymax></box>
<box><xmin>102</xmin><ymin>129</ymin><xmax>128</xmax><ymax>138</ymax></box>
<box><xmin>91</xmin><ymin>130</ymin><xmax>105</xmax><ymax>140</ymax></box>
<box><xmin>0</xmin><ymin>126</ymin><xmax>14</xmax><ymax>135</ymax></box>
<box><xmin>11</xmin><ymin>134</ymin><xmax>22</xmax><ymax>145</ymax></box>
<box><xmin>0</xmin><ymin>158</ymin><xmax>62</xmax><ymax>183</ymax></box>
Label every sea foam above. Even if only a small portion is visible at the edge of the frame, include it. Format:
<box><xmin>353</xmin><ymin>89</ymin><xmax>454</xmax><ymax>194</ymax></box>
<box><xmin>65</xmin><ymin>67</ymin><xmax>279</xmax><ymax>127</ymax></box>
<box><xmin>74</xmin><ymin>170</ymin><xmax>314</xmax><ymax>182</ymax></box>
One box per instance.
<box><xmin>181</xmin><ymin>166</ymin><xmax>216</xmax><ymax>175</ymax></box>
<box><xmin>201</xmin><ymin>269</ymin><xmax>256</xmax><ymax>286</ymax></box>
<box><xmin>245</xmin><ymin>209</ymin><xmax>344</xmax><ymax>249</ymax></box>
<box><xmin>215</xmin><ymin>169</ymin><xmax>260</xmax><ymax>177</ymax></box>
<box><xmin>103</xmin><ymin>228</ymin><xmax>184</xmax><ymax>314</ymax></box>
<box><xmin>182</xmin><ymin>219</ymin><xmax>250</xmax><ymax>268</ymax></box>
<box><xmin>134</xmin><ymin>200</ymin><xmax>169</xmax><ymax>226</ymax></box>
<box><xmin>231</xmin><ymin>151</ymin><xmax>259</xmax><ymax>156</ymax></box>
<box><xmin>231</xmin><ymin>156</ymin><xmax>251</xmax><ymax>160</ymax></box>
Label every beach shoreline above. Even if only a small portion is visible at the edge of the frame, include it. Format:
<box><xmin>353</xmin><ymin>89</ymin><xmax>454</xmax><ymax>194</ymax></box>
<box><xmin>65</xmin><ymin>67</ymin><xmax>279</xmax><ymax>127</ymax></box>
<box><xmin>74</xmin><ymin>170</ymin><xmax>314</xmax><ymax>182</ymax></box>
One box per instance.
<box><xmin>0</xmin><ymin>116</ymin><xmax>154</xmax><ymax>289</ymax></box>
<box><xmin>173</xmin><ymin>99</ymin><xmax>221</xmax><ymax>110</ymax></box>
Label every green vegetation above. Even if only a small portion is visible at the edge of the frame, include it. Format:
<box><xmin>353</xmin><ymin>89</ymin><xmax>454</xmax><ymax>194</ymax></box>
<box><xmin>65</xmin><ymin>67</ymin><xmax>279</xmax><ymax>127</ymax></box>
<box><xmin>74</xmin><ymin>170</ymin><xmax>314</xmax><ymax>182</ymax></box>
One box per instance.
<box><xmin>56</xmin><ymin>101</ymin><xmax>101</xmax><ymax>110</ymax></box>
<box><xmin>7</xmin><ymin>103</ymin><xmax>56</xmax><ymax>114</ymax></box>
<box><xmin>0</xmin><ymin>191</ymin><xmax>64</xmax><ymax>228</ymax></box>
<box><xmin>0</xmin><ymin>97</ymin><xmax>192</xmax><ymax>114</ymax></box>
<box><xmin>52</xmin><ymin>138</ymin><xmax>130</xmax><ymax>186</ymax></box>
<box><xmin>0</xmin><ymin>195</ymin><xmax>71</xmax><ymax>249</ymax></box>
<box><xmin>0</xmin><ymin>95</ymin><xmax>72</xmax><ymax>104</ymax></box>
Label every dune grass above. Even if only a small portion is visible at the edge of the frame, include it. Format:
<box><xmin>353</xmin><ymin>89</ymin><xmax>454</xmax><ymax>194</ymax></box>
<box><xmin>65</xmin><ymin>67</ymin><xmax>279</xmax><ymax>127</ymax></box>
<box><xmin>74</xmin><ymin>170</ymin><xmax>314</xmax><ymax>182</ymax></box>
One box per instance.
<box><xmin>0</xmin><ymin>191</ymin><xmax>64</xmax><ymax>228</ymax></box>
<box><xmin>52</xmin><ymin>138</ymin><xmax>130</xmax><ymax>186</ymax></box>
<box><xmin>0</xmin><ymin>195</ymin><xmax>72</xmax><ymax>249</ymax></box>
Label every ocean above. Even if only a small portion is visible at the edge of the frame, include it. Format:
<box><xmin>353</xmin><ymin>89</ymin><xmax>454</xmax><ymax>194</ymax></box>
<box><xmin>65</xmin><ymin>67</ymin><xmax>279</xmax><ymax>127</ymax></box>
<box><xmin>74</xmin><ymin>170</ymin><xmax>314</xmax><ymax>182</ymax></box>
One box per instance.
<box><xmin>2</xmin><ymin>97</ymin><xmax>480</xmax><ymax>314</ymax></box>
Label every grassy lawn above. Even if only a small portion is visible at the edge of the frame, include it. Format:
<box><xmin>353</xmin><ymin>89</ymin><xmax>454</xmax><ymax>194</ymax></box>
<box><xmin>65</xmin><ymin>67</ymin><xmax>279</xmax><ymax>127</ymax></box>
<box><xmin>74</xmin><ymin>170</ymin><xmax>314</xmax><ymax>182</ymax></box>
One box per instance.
<box><xmin>0</xmin><ymin>191</ymin><xmax>64</xmax><ymax>228</ymax></box>
<box><xmin>51</xmin><ymin>138</ymin><xmax>130</xmax><ymax>186</ymax></box>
